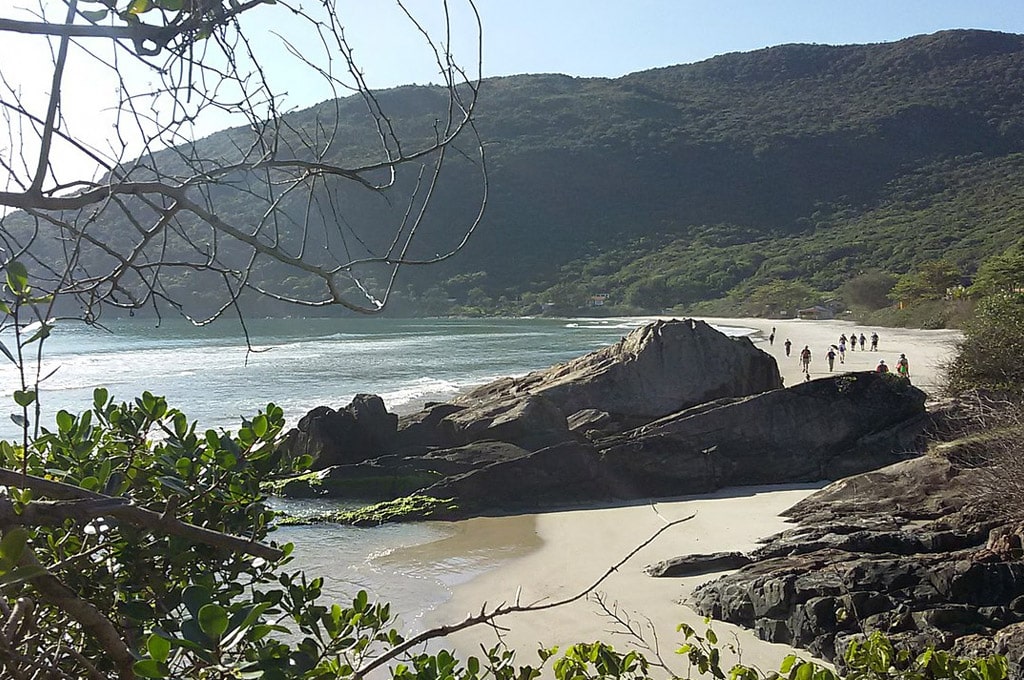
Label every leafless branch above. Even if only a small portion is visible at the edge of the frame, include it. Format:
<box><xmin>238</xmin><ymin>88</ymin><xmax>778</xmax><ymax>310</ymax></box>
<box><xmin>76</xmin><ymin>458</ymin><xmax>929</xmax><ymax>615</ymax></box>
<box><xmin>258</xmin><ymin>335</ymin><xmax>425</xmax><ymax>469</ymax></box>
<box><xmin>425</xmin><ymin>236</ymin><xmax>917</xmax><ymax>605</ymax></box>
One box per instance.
<box><xmin>0</xmin><ymin>0</ymin><xmax>486</xmax><ymax>324</ymax></box>
<box><xmin>354</xmin><ymin>513</ymin><xmax>697</xmax><ymax>679</ymax></box>
<box><xmin>0</xmin><ymin>468</ymin><xmax>284</xmax><ymax>561</ymax></box>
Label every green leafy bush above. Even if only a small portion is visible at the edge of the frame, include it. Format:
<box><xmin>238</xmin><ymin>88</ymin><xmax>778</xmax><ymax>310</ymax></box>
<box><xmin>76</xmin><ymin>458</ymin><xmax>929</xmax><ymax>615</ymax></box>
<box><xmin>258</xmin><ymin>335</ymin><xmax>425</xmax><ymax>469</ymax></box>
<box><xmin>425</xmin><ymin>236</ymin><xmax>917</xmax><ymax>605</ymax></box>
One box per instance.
<box><xmin>946</xmin><ymin>293</ymin><xmax>1024</xmax><ymax>395</ymax></box>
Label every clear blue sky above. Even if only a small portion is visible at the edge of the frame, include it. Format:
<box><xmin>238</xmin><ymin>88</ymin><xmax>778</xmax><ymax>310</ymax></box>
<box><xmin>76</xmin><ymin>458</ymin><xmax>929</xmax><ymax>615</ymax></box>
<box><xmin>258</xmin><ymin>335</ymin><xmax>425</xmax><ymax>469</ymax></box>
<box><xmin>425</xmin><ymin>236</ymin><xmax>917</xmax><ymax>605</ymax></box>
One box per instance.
<box><xmin>321</xmin><ymin>0</ymin><xmax>1024</xmax><ymax>89</ymax></box>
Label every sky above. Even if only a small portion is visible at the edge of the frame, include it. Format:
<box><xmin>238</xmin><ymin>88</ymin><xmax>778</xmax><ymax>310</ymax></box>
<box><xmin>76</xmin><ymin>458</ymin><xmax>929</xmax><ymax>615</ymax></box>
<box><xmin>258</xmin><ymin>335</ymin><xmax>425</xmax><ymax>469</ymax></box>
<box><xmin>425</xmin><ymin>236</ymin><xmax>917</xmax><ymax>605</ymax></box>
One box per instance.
<box><xmin>2</xmin><ymin>0</ymin><xmax>1024</xmax><ymax>188</ymax></box>
<box><xmin>326</xmin><ymin>0</ymin><xmax>1024</xmax><ymax>89</ymax></box>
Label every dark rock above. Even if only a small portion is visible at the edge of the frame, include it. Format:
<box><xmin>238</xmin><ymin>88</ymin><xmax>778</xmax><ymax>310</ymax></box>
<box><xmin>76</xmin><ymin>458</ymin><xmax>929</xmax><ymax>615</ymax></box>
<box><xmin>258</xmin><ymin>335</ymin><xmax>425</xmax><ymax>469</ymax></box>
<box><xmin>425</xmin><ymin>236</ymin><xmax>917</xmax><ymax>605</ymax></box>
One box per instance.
<box><xmin>396</xmin><ymin>393</ymin><xmax>571</xmax><ymax>452</ymax></box>
<box><xmin>598</xmin><ymin>372</ymin><xmax>928</xmax><ymax>497</ymax></box>
<box><xmin>686</xmin><ymin>451</ymin><xmax>1024</xmax><ymax>665</ymax></box>
<box><xmin>645</xmin><ymin>551</ymin><xmax>751</xmax><ymax>577</ymax></box>
<box><xmin>422</xmin><ymin>440</ymin><xmax>613</xmax><ymax>512</ymax></box>
<box><xmin>280</xmin><ymin>394</ymin><xmax>398</xmax><ymax>469</ymax></box>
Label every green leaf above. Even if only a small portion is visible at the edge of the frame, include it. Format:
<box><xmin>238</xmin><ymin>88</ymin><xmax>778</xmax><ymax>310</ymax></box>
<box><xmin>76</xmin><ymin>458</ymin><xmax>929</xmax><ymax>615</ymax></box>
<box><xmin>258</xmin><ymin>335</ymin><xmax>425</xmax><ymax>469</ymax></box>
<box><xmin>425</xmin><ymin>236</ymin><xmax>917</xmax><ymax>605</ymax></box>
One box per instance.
<box><xmin>198</xmin><ymin>603</ymin><xmax>229</xmax><ymax>639</ymax></box>
<box><xmin>0</xmin><ymin>528</ymin><xmax>29</xmax><ymax>565</ymax></box>
<box><xmin>9</xmin><ymin>413</ymin><xmax>27</xmax><ymax>428</ymax></box>
<box><xmin>13</xmin><ymin>390</ymin><xmax>35</xmax><ymax>407</ymax></box>
<box><xmin>80</xmin><ymin>8</ymin><xmax>109</xmax><ymax>21</ymax></box>
<box><xmin>20</xmin><ymin>322</ymin><xmax>52</xmax><ymax>347</ymax></box>
<box><xmin>147</xmin><ymin>633</ymin><xmax>171</xmax><ymax>663</ymax></box>
<box><xmin>252</xmin><ymin>413</ymin><xmax>268</xmax><ymax>438</ymax></box>
<box><xmin>156</xmin><ymin>476</ymin><xmax>189</xmax><ymax>494</ymax></box>
<box><xmin>127</xmin><ymin>0</ymin><xmax>151</xmax><ymax>15</ymax></box>
<box><xmin>118</xmin><ymin>600</ymin><xmax>155</xmax><ymax>621</ymax></box>
<box><xmin>4</xmin><ymin>261</ymin><xmax>29</xmax><ymax>295</ymax></box>
<box><xmin>93</xmin><ymin>387</ymin><xmax>109</xmax><ymax>409</ymax></box>
<box><xmin>133</xmin><ymin>658</ymin><xmax>167</xmax><ymax>678</ymax></box>
<box><xmin>182</xmin><ymin>585</ymin><xmax>212</xmax><ymax>618</ymax></box>
<box><xmin>0</xmin><ymin>564</ymin><xmax>47</xmax><ymax>588</ymax></box>
<box><xmin>354</xmin><ymin>590</ymin><xmax>368</xmax><ymax>612</ymax></box>
<box><xmin>0</xmin><ymin>340</ymin><xmax>15</xmax><ymax>365</ymax></box>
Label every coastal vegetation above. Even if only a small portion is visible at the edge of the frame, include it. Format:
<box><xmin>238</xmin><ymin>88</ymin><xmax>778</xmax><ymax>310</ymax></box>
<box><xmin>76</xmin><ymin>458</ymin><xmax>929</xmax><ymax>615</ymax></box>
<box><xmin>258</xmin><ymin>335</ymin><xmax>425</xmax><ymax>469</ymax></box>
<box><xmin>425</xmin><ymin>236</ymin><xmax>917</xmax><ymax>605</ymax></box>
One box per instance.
<box><xmin>2</xmin><ymin>4</ymin><xmax>1024</xmax><ymax>676</ymax></box>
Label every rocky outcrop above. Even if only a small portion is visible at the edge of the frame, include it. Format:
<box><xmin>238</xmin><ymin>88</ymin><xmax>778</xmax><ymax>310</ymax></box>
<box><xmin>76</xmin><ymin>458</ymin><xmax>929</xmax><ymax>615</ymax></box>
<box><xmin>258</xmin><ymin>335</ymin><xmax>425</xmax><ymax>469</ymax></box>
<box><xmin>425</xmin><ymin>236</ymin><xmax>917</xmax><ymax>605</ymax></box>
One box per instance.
<box><xmin>394</xmin><ymin>393</ymin><xmax>571</xmax><ymax>453</ymax></box>
<box><xmin>598</xmin><ymin>372</ymin><xmax>927</xmax><ymax>497</ymax></box>
<box><xmin>274</xmin><ymin>320</ymin><xmax>930</xmax><ymax>520</ymax></box>
<box><xmin>279</xmin><ymin>394</ymin><xmax>398</xmax><ymax>469</ymax></box>
<box><xmin>684</xmin><ymin>453</ymin><xmax>1024</xmax><ymax>666</ymax></box>
<box><xmin>453</xmin><ymin>318</ymin><xmax>782</xmax><ymax>424</ymax></box>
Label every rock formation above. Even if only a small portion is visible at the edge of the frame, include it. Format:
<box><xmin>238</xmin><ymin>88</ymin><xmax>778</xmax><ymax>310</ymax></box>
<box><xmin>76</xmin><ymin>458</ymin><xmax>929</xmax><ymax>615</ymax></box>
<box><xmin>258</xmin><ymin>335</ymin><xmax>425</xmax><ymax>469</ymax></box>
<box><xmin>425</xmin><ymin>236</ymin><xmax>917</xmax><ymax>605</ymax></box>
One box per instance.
<box><xmin>597</xmin><ymin>371</ymin><xmax>928</xmax><ymax>497</ymax></box>
<box><xmin>275</xmin><ymin>319</ymin><xmax>931</xmax><ymax>520</ymax></box>
<box><xmin>454</xmin><ymin>318</ymin><xmax>783</xmax><ymax>423</ymax></box>
<box><xmin>683</xmin><ymin>451</ymin><xmax>1024</xmax><ymax>670</ymax></box>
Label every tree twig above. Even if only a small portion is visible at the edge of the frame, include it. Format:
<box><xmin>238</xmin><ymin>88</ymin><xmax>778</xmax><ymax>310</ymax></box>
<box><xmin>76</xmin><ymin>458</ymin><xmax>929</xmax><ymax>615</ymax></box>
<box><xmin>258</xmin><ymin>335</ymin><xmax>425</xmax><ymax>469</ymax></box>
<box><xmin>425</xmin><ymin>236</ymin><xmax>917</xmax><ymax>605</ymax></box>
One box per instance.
<box><xmin>0</xmin><ymin>468</ymin><xmax>283</xmax><ymax>561</ymax></box>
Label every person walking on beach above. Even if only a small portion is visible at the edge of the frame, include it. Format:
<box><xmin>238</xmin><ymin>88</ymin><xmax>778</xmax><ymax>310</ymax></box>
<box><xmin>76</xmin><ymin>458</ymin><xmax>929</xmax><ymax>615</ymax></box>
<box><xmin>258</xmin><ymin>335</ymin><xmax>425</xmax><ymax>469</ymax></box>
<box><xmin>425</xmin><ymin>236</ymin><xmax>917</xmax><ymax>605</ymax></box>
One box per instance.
<box><xmin>800</xmin><ymin>345</ymin><xmax>811</xmax><ymax>373</ymax></box>
<box><xmin>870</xmin><ymin>332</ymin><xmax>879</xmax><ymax>351</ymax></box>
<box><xmin>838</xmin><ymin>339</ymin><xmax>846</xmax><ymax>363</ymax></box>
<box><xmin>784</xmin><ymin>338</ymin><xmax>792</xmax><ymax>357</ymax></box>
<box><xmin>896</xmin><ymin>353</ymin><xmax>910</xmax><ymax>380</ymax></box>
<box><xmin>848</xmin><ymin>333</ymin><xmax>855</xmax><ymax>351</ymax></box>
<box><xmin>859</xmin><ymin>333</ymin><xmax>866</xmax><ymax>351</ymax></box>
<box><xmin>826</xmin><ymin>347</ymin><xmax>836</xmax><ymax>372</ymax></box>
<box><xmin>769</xmin><ymin>327</ymin><xmax>776</xmax><ymax>346</ymax></box>
<box><xmin>876</xmin><ymin>359</ymin><xmax>889</xmax><ymax>373</ymax></box>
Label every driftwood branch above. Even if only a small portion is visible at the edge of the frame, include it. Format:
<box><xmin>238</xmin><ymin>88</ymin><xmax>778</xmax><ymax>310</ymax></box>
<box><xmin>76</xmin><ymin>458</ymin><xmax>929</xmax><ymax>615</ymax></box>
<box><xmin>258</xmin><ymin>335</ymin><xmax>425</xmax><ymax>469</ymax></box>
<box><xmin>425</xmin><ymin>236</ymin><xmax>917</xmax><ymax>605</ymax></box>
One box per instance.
<box><xmin>354</xmin><ymin>511</ymin><xmax>697</xmax><ymax>678</ymax></box>
<box><xmin>0</xmin><ymin>468</ymin><xmax>283</xmax><ymax>561</ymax></box>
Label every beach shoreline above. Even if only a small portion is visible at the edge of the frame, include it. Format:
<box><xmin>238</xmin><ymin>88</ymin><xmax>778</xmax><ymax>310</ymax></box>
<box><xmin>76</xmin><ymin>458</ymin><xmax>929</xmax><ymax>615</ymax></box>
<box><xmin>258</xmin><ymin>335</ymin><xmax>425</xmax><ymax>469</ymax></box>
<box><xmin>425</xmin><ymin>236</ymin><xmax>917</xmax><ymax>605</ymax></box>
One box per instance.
<box><xmin>396</xmin><ymin>318</ymin><xmax>962</xmax><ymax>672</ymax></box>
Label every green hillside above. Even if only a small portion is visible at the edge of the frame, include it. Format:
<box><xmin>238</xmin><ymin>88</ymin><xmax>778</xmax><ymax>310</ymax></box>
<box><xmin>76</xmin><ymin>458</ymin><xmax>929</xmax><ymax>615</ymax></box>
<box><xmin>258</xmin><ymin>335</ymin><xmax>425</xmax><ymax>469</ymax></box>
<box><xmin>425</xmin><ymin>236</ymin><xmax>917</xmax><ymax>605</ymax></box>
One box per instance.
<box><xmin>11</xmin><ymin>29</ymin><xmax>1024</xmax><ymax>319</ymax></box>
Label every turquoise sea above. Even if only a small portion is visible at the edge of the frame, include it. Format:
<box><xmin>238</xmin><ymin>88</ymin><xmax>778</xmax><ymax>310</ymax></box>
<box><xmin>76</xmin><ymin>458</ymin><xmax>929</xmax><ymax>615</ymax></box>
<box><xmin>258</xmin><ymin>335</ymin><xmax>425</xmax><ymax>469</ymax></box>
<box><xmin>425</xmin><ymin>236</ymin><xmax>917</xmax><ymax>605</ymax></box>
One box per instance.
<box><xmin>0</xmin><ymin>315</ymin><xmax>756</xmax><ymax>631</ymax></box>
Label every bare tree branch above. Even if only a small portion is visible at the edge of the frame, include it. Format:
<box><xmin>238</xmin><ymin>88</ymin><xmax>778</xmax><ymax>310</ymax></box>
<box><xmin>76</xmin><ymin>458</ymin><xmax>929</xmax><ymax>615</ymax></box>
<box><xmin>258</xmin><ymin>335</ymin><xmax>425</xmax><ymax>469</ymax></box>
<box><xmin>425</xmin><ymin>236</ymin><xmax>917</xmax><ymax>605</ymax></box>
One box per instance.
<box><xmin>354</xmin><ymin>512</ymin><xmax>698</xmax><ymax>679</ymax></box>
<box><xmin>0</xmin><ymin>468</ymin><xmax>284</xmax><ymax>561</ymax></box>
<box><xmin>0</xmin><ymin>0</ymin><xmax>486</xmax><ymax>324</ymax></box>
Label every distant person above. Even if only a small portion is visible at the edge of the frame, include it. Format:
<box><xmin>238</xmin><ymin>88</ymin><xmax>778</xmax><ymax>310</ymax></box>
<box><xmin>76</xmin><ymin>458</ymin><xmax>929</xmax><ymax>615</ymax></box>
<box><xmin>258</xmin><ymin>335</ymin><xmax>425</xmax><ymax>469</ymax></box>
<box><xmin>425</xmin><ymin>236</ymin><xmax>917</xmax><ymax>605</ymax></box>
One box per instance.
<box><xmin>859</xmin><ymin>333</ymin><xmax>866</xmax><ymax>351</ymax></box>
<box><xmin>784</xmin><ymin>338</ymin><xmax>792</xmax><ymax>357</ymax></box>
<box><xmin>838</xmin><ymin>340</ymin><xmax>846</xmax><ymax>363</ymax></box>
<box><xmin>896</xmin><ymin>353</ymin><xmax>910</xmax><ymax>380</ymax></box>
<box><xmin>870</xmin><ymin>332</ymin><xmax>879</xmax><ymax>351</ymax></box>
<box><xmin>769</xmin><ymin>327</ymin><xmax>776</xmax><ymax>346</ymax></box>
<box><xmin>800</xmin><ymin>345</ymin><xmax>811</xmax><ymax>373</ymax></box>
<box><xmin>826</xmin><ymin>347</ymin><xmax>836</xmax><ymax>371</ymax></box>
<box><xmin>876</xmin><ymin>359</ymin><xmax>889</xmax><ymax>373</ymax></box>
<box><xmin>848</xmin><ymin>333</ymin><xmax>855</xmax><ymax>351</ymax></box>
<box><xmin>839</xmin><ymin>334</ymin><xmax>848</xmax><ymax>346</ymax></box>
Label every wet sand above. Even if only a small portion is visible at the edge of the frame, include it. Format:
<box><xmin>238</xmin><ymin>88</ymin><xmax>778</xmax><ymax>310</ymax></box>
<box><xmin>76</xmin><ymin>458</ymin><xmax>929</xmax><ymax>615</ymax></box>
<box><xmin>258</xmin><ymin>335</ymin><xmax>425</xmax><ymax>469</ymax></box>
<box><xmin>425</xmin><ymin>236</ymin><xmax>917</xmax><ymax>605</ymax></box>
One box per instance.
<box><xmin>406</xmin><ymin>319</ymin><xmax>962</xmax><ymax>674</ymax></box>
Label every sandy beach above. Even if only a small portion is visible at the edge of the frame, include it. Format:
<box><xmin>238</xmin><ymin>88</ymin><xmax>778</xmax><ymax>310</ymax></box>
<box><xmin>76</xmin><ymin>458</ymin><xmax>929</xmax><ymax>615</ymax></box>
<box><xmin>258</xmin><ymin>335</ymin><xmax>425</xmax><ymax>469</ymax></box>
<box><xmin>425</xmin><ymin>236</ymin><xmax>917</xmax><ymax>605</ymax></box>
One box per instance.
<box><xmin>401</xmin><ymin>319</ymin><xmax>962</xmax><ymax>675</ymax></box>
<box><xmin>705</xmin><ymin>316</ymin><xmax>962</xmax><ymax>396</ymax></box>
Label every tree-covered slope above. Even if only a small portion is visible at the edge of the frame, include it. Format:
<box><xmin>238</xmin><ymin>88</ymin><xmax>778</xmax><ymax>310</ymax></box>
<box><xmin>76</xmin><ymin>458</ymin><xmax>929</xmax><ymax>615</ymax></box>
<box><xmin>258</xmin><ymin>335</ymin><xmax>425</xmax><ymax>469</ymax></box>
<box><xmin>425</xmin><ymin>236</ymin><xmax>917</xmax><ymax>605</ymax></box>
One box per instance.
<box><xmin>14</xmin><ymin>29</ymin><xmax>1024</xmax><ymax>317</ymax></box>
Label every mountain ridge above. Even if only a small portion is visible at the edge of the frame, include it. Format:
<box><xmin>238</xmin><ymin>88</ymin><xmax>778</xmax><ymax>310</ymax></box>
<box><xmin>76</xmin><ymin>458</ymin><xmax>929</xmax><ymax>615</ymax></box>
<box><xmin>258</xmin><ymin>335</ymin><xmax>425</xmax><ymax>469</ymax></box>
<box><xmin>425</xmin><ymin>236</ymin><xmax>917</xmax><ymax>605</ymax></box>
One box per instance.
<box><xmin>9</xmin><ymin>28</ymin><xmax>1024</xmax><ymax>318</ymax></box>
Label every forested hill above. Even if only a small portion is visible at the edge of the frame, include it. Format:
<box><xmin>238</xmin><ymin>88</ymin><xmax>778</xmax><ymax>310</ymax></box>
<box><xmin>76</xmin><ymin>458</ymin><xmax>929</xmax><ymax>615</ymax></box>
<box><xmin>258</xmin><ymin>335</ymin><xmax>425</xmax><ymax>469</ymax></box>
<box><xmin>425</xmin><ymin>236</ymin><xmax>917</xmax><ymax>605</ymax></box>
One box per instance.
<box><xmin>20</xmin><ymin>29</ymin><xmax>1024</xmax><ymax>318</ymax></box>
<box><xmin>433</xmin><ymin>28</ymin><xmax>1024</xmax><ymax>316</ymax></box>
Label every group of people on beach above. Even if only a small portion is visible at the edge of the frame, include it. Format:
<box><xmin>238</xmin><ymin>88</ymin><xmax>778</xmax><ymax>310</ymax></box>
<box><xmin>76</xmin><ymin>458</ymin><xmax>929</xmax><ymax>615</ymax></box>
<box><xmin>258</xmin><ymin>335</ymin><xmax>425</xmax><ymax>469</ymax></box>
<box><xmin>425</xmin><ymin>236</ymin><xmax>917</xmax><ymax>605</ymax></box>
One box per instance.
<box><xmin>770</xmin><ymin>326</ymin><xmax>910</xmax><ymax>382</ymax></box>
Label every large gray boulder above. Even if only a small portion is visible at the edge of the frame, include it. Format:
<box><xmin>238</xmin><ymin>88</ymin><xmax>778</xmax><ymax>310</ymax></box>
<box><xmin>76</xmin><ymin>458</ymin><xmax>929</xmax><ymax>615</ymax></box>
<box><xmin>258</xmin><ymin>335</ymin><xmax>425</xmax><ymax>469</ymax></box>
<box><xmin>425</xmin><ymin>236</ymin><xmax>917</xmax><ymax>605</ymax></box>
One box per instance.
<box><xmin>598</xmin><ymin>371</ymin><xmax>928</xmax><ymax>497</ymax></box>
<box><xmin>394</xmin><ymin>393</ymin><xmax>572</xmax><ymax>453</ymax></box>
<box><xmin>453</xmin><ymin>318</ymin><xmax>782</xmax><ymax>422</ymax></box>
<box><xmin>279</xmin><ymin>394</ymin><xmax>398</xmax><ymax>469</ymax></box>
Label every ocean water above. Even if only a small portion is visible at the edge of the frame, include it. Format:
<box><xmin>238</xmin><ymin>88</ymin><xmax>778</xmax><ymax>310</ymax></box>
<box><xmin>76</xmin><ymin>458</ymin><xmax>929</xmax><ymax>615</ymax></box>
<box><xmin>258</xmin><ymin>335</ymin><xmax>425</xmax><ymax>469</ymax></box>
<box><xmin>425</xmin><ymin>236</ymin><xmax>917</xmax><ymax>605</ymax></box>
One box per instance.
<box><xmin>0</xmin><ymin>315</ymin><xmax>755</xmax><ymax>630</ymax></box>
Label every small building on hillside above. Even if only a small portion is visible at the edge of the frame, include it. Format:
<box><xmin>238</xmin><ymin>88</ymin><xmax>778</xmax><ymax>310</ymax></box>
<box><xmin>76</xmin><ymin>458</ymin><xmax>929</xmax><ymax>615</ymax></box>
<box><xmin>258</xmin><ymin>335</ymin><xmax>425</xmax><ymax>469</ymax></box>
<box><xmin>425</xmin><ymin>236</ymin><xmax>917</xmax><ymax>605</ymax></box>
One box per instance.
<box><xmin>797</xmin><ymin>305</ymin><xmax>835</xmax><ymax>320</ymax></box>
